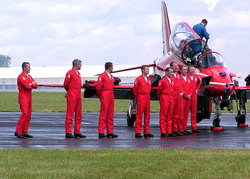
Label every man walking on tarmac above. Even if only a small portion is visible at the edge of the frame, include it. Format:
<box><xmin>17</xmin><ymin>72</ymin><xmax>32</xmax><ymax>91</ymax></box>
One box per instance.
<box><xmin>96</xmin><ymin>62</ymin><xmax>118</xmax><ymax>138</ymax></box>
<box><xmin>157</xmin><ymin>67</ymin><xmax>175</xmax><ymax>137</ymax></box>
<box><xmin>15</xmin><ymin>62</ymin><xmax>38</xmax><ymax>138</ymax></box>
<box><xmin>188</xmin><ymin>66</ymin><xmax>201</xmax><ymax>133</ymax></box>
<box><xmin>170</xmin><ymin>62</ymin><xmax>184</xmax><ymax>136</ymax></box>
<box><xmin>133</xmin><ymin>65</ymin><xmax>154</xmax><ymax>138</ymax></box>
<box><xmin>64</xmin><ymin>59</ymin><xmax>86</xmax><ymax>138</ymax></box>
<box><xmin>179</xmin><ymin>66</ymin><xmax>192</xmax><ymax>135</ymax></box>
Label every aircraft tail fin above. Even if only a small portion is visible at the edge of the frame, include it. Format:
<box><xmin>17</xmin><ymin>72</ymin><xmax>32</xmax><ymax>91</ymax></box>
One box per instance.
<box><xmin>161</xmin><ymin>1</ymin><xmax>171</xmax><ymax>55</ymax></box>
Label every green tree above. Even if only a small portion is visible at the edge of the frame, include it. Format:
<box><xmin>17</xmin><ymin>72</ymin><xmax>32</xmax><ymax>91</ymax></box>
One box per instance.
<box><xmin>0</xmin><ymin>54</ymin><xmax>11</xmax><ymax>67</ymax></box>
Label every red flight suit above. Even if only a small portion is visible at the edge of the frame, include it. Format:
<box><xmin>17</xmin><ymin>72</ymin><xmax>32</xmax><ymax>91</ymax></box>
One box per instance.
<box><xmin>179</xmin><ymin>74</ymin><xmax>192</xmax><ymax>131</ymax></box>
<box><xmin>188</xmin><ymin>74</ymin><xmax>201</xmax><ymax>130</ymax></box>
<box><xmin>15</xmin><ymin>72</ymin><xmax>38</xmax><ymax>134</ymax></box>
<box><xmin>157</xmin><ymin>76</ymin><xmax>174</xmax><ymax>134</ymax></box>
<box><xmin>171</xmin><ymin>72</ymin><xmax>183</xmax><ymax>132</ymax></box>
<box><xmin>96</xmin><ymin>71</ymin><xmax>114</xmax><ymax>134</ymax></box>
<box><xmin>64</xmin><ymin>68</ymin><xmax>82</xmax><ymax>134</ymax></box>
<box><xmin>133</xmin><ymin>75</ymin><xmax>151</xmax><ymax>134</ymax></box>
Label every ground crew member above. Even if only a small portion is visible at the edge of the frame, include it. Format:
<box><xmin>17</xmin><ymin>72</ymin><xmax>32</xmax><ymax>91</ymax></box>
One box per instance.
<box><xmin>179</xmin><ymin>66</ymin><xmax>192</xmax><ymax>135</ymax></box>
<box><xmin>64</xmin><ymin>59</ymin><xmax>86</xmax><ymax>138</ymax></box>
<box><xmin>193</xmin><ymin>19</ymin><xmax>209</xmax><ymax>40</ymax></box>
<box><xmin>133</xmin><ymin>65</ymin><xmax>154</xmax><ymax>138</ymax></box>
<box><xmin>188</xmin><ymin>66</ymin><xmax>201</xmax><ymax>133</ymax></box>
<box><xmin>170</xmin><ymin>62</ymin><xmax>184</xmax><ymax>136</ymax></box>
<box><xmin>96</xmin><ymin>62</ymin><xmax>118</xmax><ymax>138</ymax></box>
<box><xmin>157</xmin><ymin>67</ymin><xmax>175</xmax><ymax>137</ymax></box>
<box><xmin>15</xmin><ymin>62</ymin><xmax>38</xmax><ymax>138</ymax></box>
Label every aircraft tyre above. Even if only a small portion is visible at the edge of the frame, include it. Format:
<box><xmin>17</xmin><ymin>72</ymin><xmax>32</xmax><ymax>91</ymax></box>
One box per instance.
<box><xmin>127</xmin><ymin>110</ymin><xmax>136</xmax><ymax>127</ymax></box>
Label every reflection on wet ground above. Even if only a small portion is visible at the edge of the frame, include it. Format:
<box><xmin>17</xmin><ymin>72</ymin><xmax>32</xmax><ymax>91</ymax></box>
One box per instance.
<box><xmin>0</xmin><ymin>112</ymin><xmax>249</xmax><ymax>149</ymax></box>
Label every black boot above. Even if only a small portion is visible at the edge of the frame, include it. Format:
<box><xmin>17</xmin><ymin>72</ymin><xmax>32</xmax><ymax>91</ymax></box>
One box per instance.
<box><xmin>65</xmin><ymin>133</ymin><xmax>74</xmax><ymax>138</ymax></box>
<box><xmin>23</xmin><ymin>134</ymin><xmax>33</xmax><ymax>138</ymax></box>
<box><xmin>161</xmin><ymin>133</ymin><xmax>167</xmax><ymax>138</ymax></box>
<box><xmin>99</xmin><ymin>133</ymin><xmax>106</xmax><ymax>138</ymax></box>
<box><xmin>173</xmin><ymin>131</ymin><xmax>184</xmax><ymax>136</ymax></box>
<box><xmin>135</xmin><ymin>133</ymin><xmax>143</xmax><ymax>138</ymax></box>
<box><xmin>107</xmin><ymin>133</ymin><xmax>118</xmax><ymax>138</ymax></box>
<box><xmin>74</xmin><ymin>133</ymin><xmax>86</xmax><ymax>138</ymax></box>
<box><xmin>14</xmin><ymin>133</ymin><xmax>24</xmax><ymax>138</ymax></box>
<box><xmin>144</xmin><ymin>133</ymin><xmax>154</xmax><ymax>138</ymax></box>
<box><xmin>167</xmin><ymin>133</ymin><xmax>176</xmax><ymax>137</ymax></box>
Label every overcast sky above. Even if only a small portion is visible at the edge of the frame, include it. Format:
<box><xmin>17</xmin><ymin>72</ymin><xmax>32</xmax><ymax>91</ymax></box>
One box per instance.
<box><xmin>0</xmin><ymin>0</ymin><xmax>249</xmax><ymax>78</ymax></box>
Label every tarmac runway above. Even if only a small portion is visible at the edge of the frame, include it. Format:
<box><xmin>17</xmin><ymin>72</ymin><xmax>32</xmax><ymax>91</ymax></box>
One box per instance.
<box><xmin>0</xmin><ymin>112</ymin><xmax>249</xmax><ymax>149</ymax></box>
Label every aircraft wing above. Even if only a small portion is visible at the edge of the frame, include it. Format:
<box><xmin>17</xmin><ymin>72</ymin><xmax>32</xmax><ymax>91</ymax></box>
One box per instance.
<box><xmin>84</xmin><ymin>80</ymin><xmax>158</xmax><ymax>99</ymax></box>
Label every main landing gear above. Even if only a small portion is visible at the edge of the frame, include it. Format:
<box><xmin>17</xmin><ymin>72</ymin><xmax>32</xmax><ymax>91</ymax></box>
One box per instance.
<box><xmin>127</xmin><ymin>97</ymin><xmax>137</xmax><ymax>127</ymax></box>
<box><xmin>211</xmin><ymin>97</ymin><xmax>223</xmax><ymax>132</ymax></box>
<box><xmin>235</xmin><ymin>89</ymin><xmax>248</xmax><ymax>128</ymax></box>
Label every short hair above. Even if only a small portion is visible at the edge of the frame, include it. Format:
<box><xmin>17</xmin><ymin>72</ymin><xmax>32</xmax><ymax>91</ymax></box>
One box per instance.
<box><xmin>141</xmin><ymin>65</ymin><xmax>149</xmax><ymax>72</ymax></box>
<box><xmin>180</xmin><ymin>66</ymin><xmax>187</xmax><ymax>70</ymax></box>
<box><xmin>72</xmin><ymin>59</ymin><xmax>82</xmax><ymax>67</ymax></box>
<box><xmin>165</xmin><ymin>67</ymin><xmax>171</xmax><ymax>72</ymax></box>
<box><xmin>188</xmin><ymin>65</ymin><xmax>195</xmax><ymax>69</ymax></box>
<box><xmin>105</xmin><ymin>62</ymin><xmax>113</xmax><ymax>70</ymax></box>
<box><xmin>201</xmin><ymin>19</ymin><xmax>208</xmax><ymax>24</ymax></box>
<box><xmin>22</xmin><ymin>62</ymin><xmax>30</xmax><ymax>70</ymax></box>
<box><xmin>170</xmin><ymin>62</ymin><xmax>177</xmax><ymax>67</ymax></box>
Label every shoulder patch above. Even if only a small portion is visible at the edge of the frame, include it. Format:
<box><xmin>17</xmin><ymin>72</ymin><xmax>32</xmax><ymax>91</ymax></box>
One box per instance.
<box><xmin>134</xmin><ymin>80</ymin><xmax>137</xmax><ymax>85</ymax></box>
<box><xmin>22</xmin><ymin>77</ymin><xmax>26</xmax><ymax>80</ymax></box>
<box><xmin>99</xmin><ymin>77</ymin><xmax>102</xmax><ymax>81</ymax></box>
<box><xmin>68</xmin><ymin>74</ymin><xmax>70</xmax><ymax>78</ymax></box>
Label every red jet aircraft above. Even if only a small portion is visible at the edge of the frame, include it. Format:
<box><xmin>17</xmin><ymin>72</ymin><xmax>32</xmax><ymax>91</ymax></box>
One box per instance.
<box><xmin>41</xmin><ymin>1</ymin><xmax>250</xmax><ymax>131</ymax></box>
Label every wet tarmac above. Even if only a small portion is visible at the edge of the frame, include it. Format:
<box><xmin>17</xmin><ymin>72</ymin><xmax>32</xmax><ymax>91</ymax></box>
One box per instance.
<box><xmin>0</xmin><ymin>112</ymin><xmax>249</xmax><ymax>149</ymax></box>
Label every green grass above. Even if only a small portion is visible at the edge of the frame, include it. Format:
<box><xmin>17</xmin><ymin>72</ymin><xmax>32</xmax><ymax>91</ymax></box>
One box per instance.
<box><xmin>0</xmin><ymin>92</ymin><xmax>248</xmax><ymax>113</ymax></box>
<box><xmin>0</xmin><ymin>149</ymin><xmax>249</xmax><ymax>178</ymax></box>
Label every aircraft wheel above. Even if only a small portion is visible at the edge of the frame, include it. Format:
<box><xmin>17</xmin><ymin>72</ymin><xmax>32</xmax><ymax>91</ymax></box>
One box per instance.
<box><xmin>127</xmin><ymin>110</ymin><xmax>136</xmax><ymax>127</ymax></box>
<box><xmin>236</xmin><ymin>114</ymin><xmax>248</xmax><ymax>127</ymax></box>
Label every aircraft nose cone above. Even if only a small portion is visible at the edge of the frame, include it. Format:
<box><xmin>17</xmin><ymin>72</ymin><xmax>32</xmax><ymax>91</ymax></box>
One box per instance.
<box><xmin>220</xmin><ymin>72</ymin><xmax>227</xmax><ymax>77</ymax></box>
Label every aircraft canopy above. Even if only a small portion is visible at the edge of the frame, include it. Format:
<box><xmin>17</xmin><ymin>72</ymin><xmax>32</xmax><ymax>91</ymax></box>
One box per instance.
<box><xmin>198</xmin><ymin>52</ymin><xmax>226</xmax><ymax>69</ymax></box>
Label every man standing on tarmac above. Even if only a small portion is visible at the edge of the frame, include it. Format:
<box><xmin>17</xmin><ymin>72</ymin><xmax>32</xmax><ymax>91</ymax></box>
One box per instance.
<box><xmin>179</xmin><ymin>66</ymin><xmax>192</xmax><ymax>135</ymax></box>
<box><xmin>64</xmin><ymin>59</ymin><xmax>86</xmax><ymax>138</ymax></box>
<box><xmin>170</xmin><ymin>62</ymin><xmax>184</xmax><ymax>136</ymax></box>
<box><xmin>157</xmin><ymin>67</ymin><xmax>175</xmax><ymax>137</ymax></box>
<box><xmin>133</xmin><ymin>65</ymin><xmax>154</xmax><ymax>138</ymax></box>
<box><xmin>96</xmin><ymin>62</ymin><xmax>118</xmax><ymax>138</ymax></box>
<box><xmin>15</xmin><ymin>62</ymin><xmax>38</xmax><ymax>138</ymax></box>
<box><xmin>188</xmin><ymin>66</ymin><xmax>201</xmax><ymax>133</ymax></box>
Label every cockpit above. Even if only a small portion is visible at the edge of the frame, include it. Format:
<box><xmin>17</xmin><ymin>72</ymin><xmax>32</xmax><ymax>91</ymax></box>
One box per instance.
<box><xmin>169</xmin><ymin>22</ymin><xmax>201</xmax><ymax>62</ymax></box>
<box><xmin>197</xmin><ymin>52</ymin><xmax>226</xmax><ymax>69</ymax></box>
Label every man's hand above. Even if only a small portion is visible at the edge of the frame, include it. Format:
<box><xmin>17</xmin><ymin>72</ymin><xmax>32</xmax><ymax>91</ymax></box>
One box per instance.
<box><xmin>187</xmin><ymin>95</ymin><xmax>192</xmax><ymax>100</ymax></box>
<box><xmin>180</xmin><ymin>93</ymin><xmax>184</xmax><ymax>99</ymax></box>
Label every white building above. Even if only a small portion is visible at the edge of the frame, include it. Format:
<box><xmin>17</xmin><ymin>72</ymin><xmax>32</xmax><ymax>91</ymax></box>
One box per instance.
<box><xmin>0</xmin><ymin>65</ymin><xmax>150</xmax><ymax>91</ymax></box>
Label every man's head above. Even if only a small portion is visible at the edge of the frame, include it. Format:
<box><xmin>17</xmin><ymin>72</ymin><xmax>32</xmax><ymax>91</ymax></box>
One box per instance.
<box><xmin>72</xmin><ymin>59</ymin><xmax>82</xmax><ymax>70</ymax></box>
<box><xmin>165</xmin><ymin>67</ymin><xmax>173</xmax><ymax>78</ymax></box>
<box><xmin>180</xmin><ymin>66</ymin><xmax>188</xmax><ymax>76</ymax></box>
<box><xmin>22</xmin><ymin>62</ymin><xmax>31</xmax><ymax>74</ymax></box>
<box><xmin>105</xmin><ymin>62</ymin><xmax>113</xmax><ymax>73</ymax></box>
<box><xmin>170</xmin><ymin>62</ymin><xmax>179</xmax><ymax>73</ymax></box>
<box><xmin>201</xmin><ymin>19</ymin><xmax>208</xmax><ymax>27</ymax></box>
<box><xmin>188</xmin><ymin>65</ymin><xmax>196</xmax><ymax>75</ymax></box>
<box><xmin>141</xmin><ymin>65</ymin><xmax>149</xmax><ymax>76</ymax></box>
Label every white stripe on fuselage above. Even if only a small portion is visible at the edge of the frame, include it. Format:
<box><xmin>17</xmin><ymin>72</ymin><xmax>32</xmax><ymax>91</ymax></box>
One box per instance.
<box><xmin>209</xmin><ymin>82</ymin><xmax>234</xmax><ymax>86</ymax></box>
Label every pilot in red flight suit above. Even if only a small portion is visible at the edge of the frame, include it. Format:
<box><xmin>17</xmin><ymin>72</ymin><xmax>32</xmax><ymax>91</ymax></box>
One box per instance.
<box><xmin>179</xmin><ymin>66</ymin><xmax>193</xmax><ymax>135</ymax></box>
<box><xmin>96</xmin><ymin>62</ymin><xmax>118</xmax><ymax>138</ymax></box>
<box><xmin>188</xmin><ymin>66</ymin><xmax>201</xmax><ymax>133</ymax></box>
<box><xmin>170</xmin><ymin>62</ymin><xmax>184</xmax><ymax>136</ymax></box>
<box><xmin>157</xmin><ymin>67</ymin><xmax>175</xmax><ymax>137</ymax></box>
<box><xmin>133</xmin><ymin>65</ymin><xmax>154</xmax><ymax>138</ymax></box>
<box><xmin>64</xmin><ymin>59</ymin><xmax>86</xmax><ymax>138</ymax></box>
<box><xmin>15</xmin><ymin>62</ymin><xmax>38</xmax><ymax>138</ymax></box>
